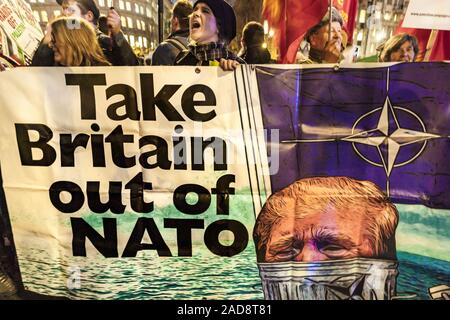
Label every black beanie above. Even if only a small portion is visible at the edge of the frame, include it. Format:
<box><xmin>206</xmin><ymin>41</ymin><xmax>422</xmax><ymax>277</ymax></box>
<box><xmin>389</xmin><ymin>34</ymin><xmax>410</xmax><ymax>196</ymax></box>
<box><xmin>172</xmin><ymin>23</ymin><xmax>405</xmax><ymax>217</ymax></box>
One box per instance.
<box><xmin>193</xmin><ymin>0</ymin><xmax>236</xmax><ymax>43</ymax></box>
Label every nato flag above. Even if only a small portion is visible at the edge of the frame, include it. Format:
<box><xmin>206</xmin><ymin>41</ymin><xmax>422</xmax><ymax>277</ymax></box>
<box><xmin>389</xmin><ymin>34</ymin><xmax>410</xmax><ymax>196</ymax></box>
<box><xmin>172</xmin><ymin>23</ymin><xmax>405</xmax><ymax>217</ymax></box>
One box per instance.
<box><xmin>256</xmin><ymin>63</ymin><xmax>450</xmax><ymax>209</ymax></box>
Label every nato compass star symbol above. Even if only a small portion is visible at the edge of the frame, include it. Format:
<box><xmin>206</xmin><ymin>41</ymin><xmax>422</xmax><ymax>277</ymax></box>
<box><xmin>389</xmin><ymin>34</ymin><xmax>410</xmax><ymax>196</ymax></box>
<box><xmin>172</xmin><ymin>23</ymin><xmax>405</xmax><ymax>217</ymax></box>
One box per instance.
<box><xmin>341</xmin><ymin>96</ymin><xmax>440</xmax><ymax>179</ymax></box>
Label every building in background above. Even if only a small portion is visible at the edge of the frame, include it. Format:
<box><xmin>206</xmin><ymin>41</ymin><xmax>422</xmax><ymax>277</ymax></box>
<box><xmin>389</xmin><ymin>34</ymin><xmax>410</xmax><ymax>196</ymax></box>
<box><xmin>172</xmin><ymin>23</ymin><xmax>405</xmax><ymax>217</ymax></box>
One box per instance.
<box><xmin>232</xmin><ymin>0</ymin><xmax>263</xmax><ymax>53</ymax></box>
<box><xmin>354</xmin><ymin>0</ymin><xmax>410</xmax><ymax>60</ymax></box>
<box><xmin>26</xmin><ymin>0</ymin><xmax>172</xmax><ymax>57</ymax></box>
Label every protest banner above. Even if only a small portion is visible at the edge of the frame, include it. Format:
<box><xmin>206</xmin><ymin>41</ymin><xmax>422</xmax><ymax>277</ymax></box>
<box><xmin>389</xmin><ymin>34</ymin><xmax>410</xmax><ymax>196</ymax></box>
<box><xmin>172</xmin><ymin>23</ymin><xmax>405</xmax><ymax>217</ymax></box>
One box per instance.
<box><xmin>0</xmin><ymin>64</ymin><xmax>448</xmax><ymax>300</ymax></box>
<box><xmin>0</xmin><ymin>0</ymin><xmax>42</xmax><ymax>61</ymax></box>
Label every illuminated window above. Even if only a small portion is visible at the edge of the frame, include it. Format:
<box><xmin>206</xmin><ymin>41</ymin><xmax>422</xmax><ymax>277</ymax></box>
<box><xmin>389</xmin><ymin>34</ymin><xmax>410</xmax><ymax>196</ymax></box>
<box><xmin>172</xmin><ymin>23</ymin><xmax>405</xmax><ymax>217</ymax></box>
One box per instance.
<box><xmin>119</xmin><ymin>0</ymin><xmax>125</xmax><ymax>10</ymax></box>
<box><xmin>33</xmin><ymin>10</ymin><xmax>40</xmax><ymax>22</ymax></box>
<box><xmin>53</xmin><ymin>10</ymin><xmax>61</xmax><ymax>18</ymax></box>
<box><xmin>41</xmin><ymin>11</ymin><xmax>48</xmax><ymax>22</ymax></box>
<box><xmin>126</xmin><ymin>2</ymin><xmax>131</xmax><ymax>11</ymax></box>
<box><xmin>135</xmin><ymin>3</ymin><xmax>139</xmax><ymax>14</ymax></box>
<box><xmin>121</xmin><ymin>16</ymin><xmax>127</xmax><ymax>28</ymax></box>
<box><xmin>127</xmin><ymin>17</ymin><xmax>133</xmax><ymax>28</ymax></box>
<box><xmin>98</xmin><ymin>0</ymin><xmax>105</xmax><ymax>7</ymax></box>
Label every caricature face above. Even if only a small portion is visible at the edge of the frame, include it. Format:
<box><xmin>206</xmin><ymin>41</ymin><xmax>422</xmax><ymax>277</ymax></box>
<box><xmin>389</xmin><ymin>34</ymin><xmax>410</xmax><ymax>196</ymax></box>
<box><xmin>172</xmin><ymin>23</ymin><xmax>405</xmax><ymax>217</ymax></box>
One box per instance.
<box><xmin>254</xmin><ymin>170</ymin><xmax>399</xmax><ymax>300</ymax></box>
<box><xmin>309</xmin><ymin>21</ymin><xmax>343</xmax><ymax>53</ymax></box>
<box><xmin>389</xmin><ymin>40</ymin><xmax>415</xmax><ymax>62</ymax></box>
<box><xmin>263</xmin><ymin>203</ymin><xmax>375</xmax><ymax>263</ymax></box>
<box><xmin>190</xmin><ymin>2</ymin><xmax>219</xmax><ymax>44</ymax></box>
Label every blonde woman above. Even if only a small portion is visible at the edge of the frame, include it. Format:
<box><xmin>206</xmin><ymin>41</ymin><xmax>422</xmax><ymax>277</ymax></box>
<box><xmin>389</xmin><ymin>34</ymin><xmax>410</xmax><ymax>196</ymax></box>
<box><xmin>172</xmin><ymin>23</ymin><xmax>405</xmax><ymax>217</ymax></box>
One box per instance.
<box><xmin>49</xmin><ymin>17</ymin><xmax>110</xmax><ymax>66</ymax></box>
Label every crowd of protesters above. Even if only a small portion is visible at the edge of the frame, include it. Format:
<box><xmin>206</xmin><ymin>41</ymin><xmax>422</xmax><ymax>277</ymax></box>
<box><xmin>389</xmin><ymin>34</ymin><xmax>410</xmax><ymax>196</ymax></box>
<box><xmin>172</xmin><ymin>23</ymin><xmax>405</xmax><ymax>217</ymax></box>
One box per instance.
<box><xmin>0</xmin><ymin>0</ymin><xmax>431</xmax><ymax>73</ymax></box>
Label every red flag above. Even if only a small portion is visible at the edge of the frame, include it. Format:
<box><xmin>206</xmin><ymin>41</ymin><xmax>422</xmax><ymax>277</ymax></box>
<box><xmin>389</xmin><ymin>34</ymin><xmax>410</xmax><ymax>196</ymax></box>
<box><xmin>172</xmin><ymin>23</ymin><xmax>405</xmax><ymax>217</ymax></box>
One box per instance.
<box><xmin>333</xmin><ymin>0</ymin><xmax>358</xmax><ymax>45</ymax></box>
<box><xmin>395</xmin><ymin>23</ymin><xmax>450</xmax><ymax>61</ymax></box>
<box><xmin>263</xmin><ymin>0</ymin><xmax>328</xmax><ymax>64</ymax></box>
<box><xmin>430</xmin><ymin>31</ymin><xmax>450</xmax><ymax>61</ymax></box>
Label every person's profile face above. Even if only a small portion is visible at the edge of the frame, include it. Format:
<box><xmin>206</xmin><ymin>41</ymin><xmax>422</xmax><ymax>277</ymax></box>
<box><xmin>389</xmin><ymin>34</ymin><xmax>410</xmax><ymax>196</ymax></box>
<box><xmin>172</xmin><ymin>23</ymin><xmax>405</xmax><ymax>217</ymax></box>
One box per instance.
<box><xmin>189</xmin><ymin>2</ymin><xmax>219</xmax><ymax>44</ymax></box>
<box><xmin>62</xmin><ymin>0</ymin><xmax>82</xmax><ymax>18</ymax></box>
<box><xmin>263</xmin><ymin>205</ymin><xmax>375</xmax><ymax>263</ymax></box>
<box><xmin>61</xmin><ymin>0</ymin><xmax>93</xmax><ymax>23</ymax></box>
<box><xmin>389</xmin><ymin>40</ymin><xmax>415</xmax><ymax>62</ymax></box>
<box><xmin>50</xmin><ymin>31</ymin><xmax>68</xmax><ymax>66</ymax></box>
<box><xmin>310</xmin><ymin>21</ymin><xmax>342</xmax><ymax>52</ymax></box>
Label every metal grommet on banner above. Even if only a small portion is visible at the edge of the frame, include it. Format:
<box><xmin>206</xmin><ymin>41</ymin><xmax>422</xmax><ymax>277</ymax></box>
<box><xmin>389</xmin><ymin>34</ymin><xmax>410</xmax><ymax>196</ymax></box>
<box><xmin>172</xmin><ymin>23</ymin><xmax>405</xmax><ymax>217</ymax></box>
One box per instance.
<box><xmin>333</xmin><ymin>64</ymin><xmax>340</xmax><ymax>71</ymax></box>
<box><xmin>195</xmin><ymin>67</ymin><xmax>201</xmax><ymax>74</ymax></box>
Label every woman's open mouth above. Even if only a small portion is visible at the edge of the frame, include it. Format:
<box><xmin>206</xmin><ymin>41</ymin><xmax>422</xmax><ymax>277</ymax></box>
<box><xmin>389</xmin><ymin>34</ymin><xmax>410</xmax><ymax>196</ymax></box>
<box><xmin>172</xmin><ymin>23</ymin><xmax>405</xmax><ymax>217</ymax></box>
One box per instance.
<box><xmin>191</xmin><ymin>21</ymin><xmax>201</xmax><ymax>30</ymax></box>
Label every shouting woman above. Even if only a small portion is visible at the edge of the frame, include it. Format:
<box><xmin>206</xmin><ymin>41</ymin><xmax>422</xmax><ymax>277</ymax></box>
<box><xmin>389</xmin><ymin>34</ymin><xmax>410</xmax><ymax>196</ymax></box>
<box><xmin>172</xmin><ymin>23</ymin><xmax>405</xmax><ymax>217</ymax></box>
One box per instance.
<box><xmin>175</xmin><ymin>0</ymin><xmax>243</xmax><ymax>71</ymax></box>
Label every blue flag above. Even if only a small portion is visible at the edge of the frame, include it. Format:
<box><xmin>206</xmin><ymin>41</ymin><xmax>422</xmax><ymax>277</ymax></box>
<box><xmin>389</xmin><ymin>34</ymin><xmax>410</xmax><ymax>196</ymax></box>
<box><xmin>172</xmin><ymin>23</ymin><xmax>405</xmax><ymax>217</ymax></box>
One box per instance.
<box><xmin>256</xmin><ymin>63</ymin><xmax>450</xmax><ymax>209</ymax></box>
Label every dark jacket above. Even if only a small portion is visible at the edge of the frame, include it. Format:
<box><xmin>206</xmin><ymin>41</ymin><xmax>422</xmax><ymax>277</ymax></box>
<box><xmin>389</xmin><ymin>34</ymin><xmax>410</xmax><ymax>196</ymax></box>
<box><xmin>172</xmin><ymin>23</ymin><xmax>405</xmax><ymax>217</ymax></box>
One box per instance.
<box><xmin>239</xmin><ymin>45</ymin><xmax>272</xmax><ymax>64</ymax></box>
<box><xmin>31</xmin><ymin>30</ymin><xmax>139</xmax><ymax>66</ymax></box>
<box><xmin>151</xmin><ymin>29</ymin><xmax>189</xmax><ymax>66</ymax></box>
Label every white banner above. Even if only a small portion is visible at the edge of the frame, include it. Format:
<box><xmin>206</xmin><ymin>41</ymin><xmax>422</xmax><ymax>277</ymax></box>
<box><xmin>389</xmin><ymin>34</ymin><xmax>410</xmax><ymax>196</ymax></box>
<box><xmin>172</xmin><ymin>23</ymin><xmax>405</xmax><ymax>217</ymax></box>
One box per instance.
<box><xmin>0</xmin><ymin>66</ymin><xmax>269</xmax><ymax>299</ymax></box>
<box><xmin>402</xmin><ymin>0</ymin><xmax>450</xmax><ymax>31</ymax></box>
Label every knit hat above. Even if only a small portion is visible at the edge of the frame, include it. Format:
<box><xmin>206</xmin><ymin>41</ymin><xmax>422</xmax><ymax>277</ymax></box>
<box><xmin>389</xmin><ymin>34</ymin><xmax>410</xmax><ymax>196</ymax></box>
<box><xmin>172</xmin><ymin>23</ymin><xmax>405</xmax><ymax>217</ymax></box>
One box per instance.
<box><xmin>56</xmin><ymin>0</ymin><xmax>100</xmax><ymax>20</ymax></box>
<box><xmin>193</xmin><ymin>0</ymin><xmax>236</xmax><ymax>43</ymax></box>
<box><xmin>305</xmin><ymin>6</ymin><xmax>343</xmax><ymax>42</ymax></box>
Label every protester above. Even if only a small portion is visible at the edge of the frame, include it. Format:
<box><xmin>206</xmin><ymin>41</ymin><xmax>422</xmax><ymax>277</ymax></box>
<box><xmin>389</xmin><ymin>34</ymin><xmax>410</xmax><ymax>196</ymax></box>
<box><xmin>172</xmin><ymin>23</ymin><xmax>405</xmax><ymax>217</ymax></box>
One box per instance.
<box><xmin>97</xmin><ymin>15</ymin><xmax>109</xmax><ymax>35</ymax></box>
<box><xmin>152</xmin><ymin>0</ymin><xmax>193</xmax><ymax>65</ymax></box>
<box><xmin>175</xmin><ymin>0</ymin><xmax>244</xmax><ymax>71</ymax></box>
<box><xmin>238</xmin><ymin>21</ymin><xmax>272</xmax><ymax>64</ymax></box>
<box><xmin>49</xmin><ymin>17</ymin><xmax>110</xmax><ymax>66</ymax></box>
<box><xmin>378</xmin><ymin>33</ymin><xmax>419</xmax><ymax>62</ymax></box>
<box><xmin>302</xmin><ymin>7</ymin><xmax>345</xmax><ymax>64</ymax></box>
<box><xmin>32</xmin><ymin>0</ymin><xmax>138</xmax><ymax>66</ymax></box>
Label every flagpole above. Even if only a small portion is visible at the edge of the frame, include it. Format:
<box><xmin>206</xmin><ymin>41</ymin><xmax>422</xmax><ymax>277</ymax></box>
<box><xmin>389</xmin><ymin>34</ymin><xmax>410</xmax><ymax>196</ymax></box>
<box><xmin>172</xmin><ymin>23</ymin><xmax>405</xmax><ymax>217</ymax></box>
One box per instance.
<box><xmin>424</xmin><ymin>29</ymin><xmax>438</xmax><ymax>61</ymax></box>
<box><xmin>328</xmin><ymin>0</ymin><xmax>332</xmax><ymax>43</ymax></box>
<box><xmin>158</xmin><ymin>0</ymin><xmax>164</xmax><ymax>44</ymax></box>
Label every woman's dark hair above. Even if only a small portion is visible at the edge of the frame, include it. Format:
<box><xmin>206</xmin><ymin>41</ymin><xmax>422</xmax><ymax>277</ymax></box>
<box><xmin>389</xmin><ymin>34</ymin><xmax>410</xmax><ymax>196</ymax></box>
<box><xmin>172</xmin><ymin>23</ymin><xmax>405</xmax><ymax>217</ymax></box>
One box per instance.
<box><xmin>378</xmin><ymin>33</ymin><xmax>419</xmax><ymax>62</ymax></box>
